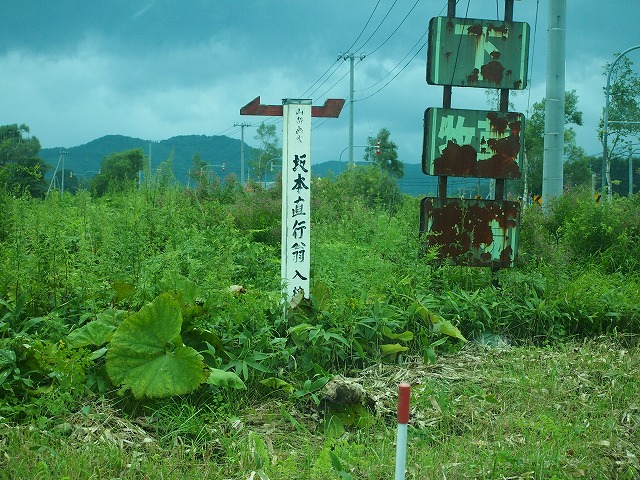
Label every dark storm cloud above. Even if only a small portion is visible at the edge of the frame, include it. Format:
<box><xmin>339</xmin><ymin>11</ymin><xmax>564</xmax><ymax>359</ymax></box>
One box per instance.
<box><xmin>0</xmin><ymin>1</ymin><xmax>638</xmax><ymax>161</ymax></box>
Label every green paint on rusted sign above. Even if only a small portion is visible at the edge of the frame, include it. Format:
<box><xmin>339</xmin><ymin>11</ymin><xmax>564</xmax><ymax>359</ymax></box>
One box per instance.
<box><xmin>422</xmin><ymin>107</ymin><xmax>524</xmax><ymax>179</ymax></box>
<box><xmin>420</xmin><ymin>197</ymin><xmax>520</xmax><ymax>268</ymax></box>
<box><xmin>427</xmin><ymin>16</ymin><xmax>530</xmax><ymax>90</ymax></box>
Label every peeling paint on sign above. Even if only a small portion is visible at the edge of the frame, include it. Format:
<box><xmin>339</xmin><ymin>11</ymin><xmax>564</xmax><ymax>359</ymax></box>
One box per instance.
<box><xmin>420</xmin><ymin>197</ymin><xmax>520</xmax><ymax>267</ymax></box>
<box><xmin>423</xmin><ymin>108</ymin><xmax>524</xmax><ymax>179</ymax></box>
<box><xmin>427</xmin><ymin>16</ymin><xmax>529</xmax><ymax>90</ymax></box>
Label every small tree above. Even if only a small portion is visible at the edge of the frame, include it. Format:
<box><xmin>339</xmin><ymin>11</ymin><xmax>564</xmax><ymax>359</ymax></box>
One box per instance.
<box><xmin>363</xmin><ymin>128</ymin><xmax>403</xmax><ymax>178</ymax></box>
<box><xmin>250</xmin><ymin>123</ymin><xmax>281</xmax><ymax>183</ymax></box>
<box><xmin>188</xmin><ymin>152</ymin><xmax>208</xmax><ymax>190</ymax></box>
<box><xmin>91</xmin><ymin>148</ymin><xmax>145</xmax><ymax>196</ymax></box>
<box><xmin>523</xmin><ymin>90</ymin><xmax>584</xmax><ymax>196</ymax></box>
<box><xmin>0</xmin><ymin>124</ymin><xmax>48</xmax><ymax>197</ymax></box>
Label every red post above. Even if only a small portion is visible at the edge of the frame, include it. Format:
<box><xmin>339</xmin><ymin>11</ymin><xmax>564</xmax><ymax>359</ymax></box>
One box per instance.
<box><xmin>395</xmin><ymin>383</ymin><xmax>411</xmax><ymax>479</ymax></box>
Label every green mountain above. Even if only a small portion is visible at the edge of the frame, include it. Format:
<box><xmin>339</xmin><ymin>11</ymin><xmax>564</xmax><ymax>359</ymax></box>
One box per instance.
<box><xmin>40</xmin><ymin>135</ymin><xmax>486</xmax><ymax>197</ymax></box>
<box><xmin>40</xmin><ymin>134</ymin><xmax>256</xmax><ymax>185</ymax></box>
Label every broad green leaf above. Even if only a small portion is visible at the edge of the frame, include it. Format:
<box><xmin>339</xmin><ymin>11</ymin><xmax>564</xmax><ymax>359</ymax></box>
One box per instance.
<box><xmin>260</xmin><ymin>377</ymin><xmax>294</xmax><ymax>393</ymax></box>
<box><xmin>431</xmin><ymin>337</ymin><xmax>448</xmax><ymax>347</ymax></box>
<box><xmin>423</xmin><ymin>346</ymin><xmax>437</xmax><ymax>365</ymax></box>
<box><xmin>311</xmin><ymin>281</ymin><xmax>331</xmax><ymax>311</ymax></box>
<box><xmin>112</xmin><ymin>280</ymin><xmax>135</xmax><ymax>303</ymax></box>
<box><xmin>434</xmin><ymin>320</ymin><xmax>467</xmax><ymax>341</ymax></box>
<box><xmin>207</xmin><ymin>368</ymin><xmax>246</xmax><ymax>389</ymax></box>
<box><xmin>411</xmin><ymin>300</ymin><xmax>446</xmax><ymax>324</ymax></box>
<box><xmin>106</xmin><ymin>293</ymin><xmax>207</xmax><ymax>399</ymax></box>
<box><xmin>328</xmin><ymin>450</ymin><xmax>345</xmax><ymax>472</ymax></box>
<box><xmin>308</xmin><ymin>375</ymin><xmax>331</xmax><ymax>392</ymax></box>
<box><xmin>90</xmin><ymin>347</ymin><xmax>108</xmax><ymax>360</ymax></box>
<box><xmin>0</xmin><ymin>369</ymin><xmax>11</xmax><ymax>386</ymax></box>
<box><xmin>380</xmin><ymin>343</ymin><xmax>410</xmax><ymax>355</ymax></box>
<box><xmin>381</xmin><ymin>327</ymin><xmax>414</xmax><ymax>342</ymax></box>
<box><xmin>289</xmin><ymin>290</ymin><xmax>305</xmax><ymax>309</ymax></box>
<box><xmin>67</xmin><ymin>321</ymin><xmax>116</xmax><ymax>348</ymax></box>
<box><xmin>0</xmin><ymin>349</ymin><xmax>17</xmax><ymax>366</ymax></box>
<box><xmin>352</xmin><ymin>338</ymin><xmax>365</xmax><ymax>359</ymax></box>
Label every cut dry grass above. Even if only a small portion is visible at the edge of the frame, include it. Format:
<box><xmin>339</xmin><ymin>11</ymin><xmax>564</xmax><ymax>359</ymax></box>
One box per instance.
<box><xmin>1</xmin><ymin>336</ymin><xmax>638</xmax><ymax>479</ymax></box>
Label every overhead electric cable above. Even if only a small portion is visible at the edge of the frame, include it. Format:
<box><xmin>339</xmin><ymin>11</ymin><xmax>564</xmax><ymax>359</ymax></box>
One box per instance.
<box><xmin>353</xmin><ymin>0</ymin><xmax>399</xmax><ymax>52</ymax></box>
<box><xmin>448</xmin><ymin>0</ymin><xmax>472</xmax><ymax>85</ymax></box>
<box><xmin>299</xmin><ymin>60</ymin><xmax>342</xmax><ymax>98</ymax></box>
<box><xmin>358</xmin><ymin>30</ymin><xmax>428</xmax><ymax>92</ymax></box>
<box><xmin>314</xmin><ymin>0</ymin><xmax>454</xmax><ymax>130</ymax></box>
<box><xmin>345</xmin><ymin>0</ymin><xmax>381</xmax><ymax>53</ymax></box>
<box><xmin>304</xmin><ymin>61</ymin><xmax>347</xmax><ymax>100</ymax></box>
<box><xmin>299</xmin><ymin>0</ymin><xmax>380</xmax><ymax>99</ymax></box>
<box><xmin>355</xmin><ymin>42</ymin><xmax>426</xmax><ymax>102</ymax></box>
<box><xmin>526</xmin><ymin>0</ymin><xmax>541</xmax><ymax>113</ymax></box>
<box><xmin>367</xmin><ymin>0</ymin><xmax>421</xmax><ymax>56</ymax></box>
<box><xmin>316</xmin><ymin>0</ymin><xmax>452</xmax><ymax>128</ymax></box>
<box><xmin>313</xmin><ymin>60</ymin><xmax>362</xmax><ymax>103</ymax></box>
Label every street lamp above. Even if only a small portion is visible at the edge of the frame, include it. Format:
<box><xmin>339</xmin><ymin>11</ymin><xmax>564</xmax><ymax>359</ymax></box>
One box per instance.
<box><xmin>199</xmin><ymin>163</ymin><xmax>226</xmax><ymax>177</ymax></box>
<box><xmin>602</xmin><ymin>45</ymin><xmax>640</xmax><ymax>201</ymax></box>
<box><xmin>338</xmin><ymin>144</ymin><xmax>375</xmax><ymax>170</ymax></box>
<box><xmin>263</xmin><ymin>158</ymin><xmax>281</xmax><ymax>188</ymax></box>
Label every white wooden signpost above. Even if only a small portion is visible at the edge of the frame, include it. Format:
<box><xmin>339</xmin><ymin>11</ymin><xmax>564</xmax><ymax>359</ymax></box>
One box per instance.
<box><xmin>240</xmin><ymin>96</ymin><xmax>344</xmax><ymax>300</ymax></box>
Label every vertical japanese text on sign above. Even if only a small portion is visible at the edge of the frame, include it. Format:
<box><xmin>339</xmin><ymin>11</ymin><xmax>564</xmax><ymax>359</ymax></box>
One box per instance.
<box><xmin>281</xmin><ymin>100</ymin><xmax>312</xmax><ymax>300</ymax></box>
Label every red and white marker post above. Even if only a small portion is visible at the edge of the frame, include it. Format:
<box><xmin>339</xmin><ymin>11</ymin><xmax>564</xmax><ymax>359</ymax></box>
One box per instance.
<box><xmin>394</xmin><ymin>383</ymin><xmax>411</xmax><ymax>480</ymax></box>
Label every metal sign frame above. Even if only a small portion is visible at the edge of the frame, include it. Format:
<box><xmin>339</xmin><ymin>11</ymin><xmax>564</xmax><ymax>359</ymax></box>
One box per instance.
<box><xmin>423</xmin><ymin>107</ymin><xmax>524</xmax><ymax>179</ymax></box>
<box><xmin>427</xmin><ymin>16</ymin><xmax>530</xmax><ymax>90</ymax></box>
<box><xmin>420</xmin><ymin>197</ymin><xmax>520</xmax><ymax>268</ymax></box>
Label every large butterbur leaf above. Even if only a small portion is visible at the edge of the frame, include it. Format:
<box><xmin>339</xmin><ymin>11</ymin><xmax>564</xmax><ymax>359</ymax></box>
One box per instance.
<box><xmin>106</xmin><ymin>293</ymin><xmax>207</xmax><ymax>399</ymax></box>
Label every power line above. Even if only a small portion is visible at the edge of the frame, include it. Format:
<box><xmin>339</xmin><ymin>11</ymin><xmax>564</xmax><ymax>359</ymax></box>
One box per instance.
<box><xmin>355</xmin><ymin>42</ymin><xmax>425</xmax><ymax>102</ymax></box>
<box><xmin>344</xmin><ymin>0</ymin><xmax>382</xmax><ymax>54</ymax></box>
<box><xmin>367</xmin><ymin>0</ymin><xmax>421</xmax><ymax>56</ymax></box>
<box><xmin>313</xmin><ymin>60</ymin><xmax>360</xmax><ymax>103</ymax></box>
<box><xmin>304</xmin><ymin>61</ymin><xmax>347</xmax><ymax>100</ymax></box>
<box><xmin>353</xmin><ymin>0</ymin><xmax>399</xmax><ymax>52</ymax></box>
<box><xmin>298</xmin><ymin>0</ymin><xmax>380</xmax><ymax>100</ymax></box>
<box><xmin>526</xmin><ymin>0</ymin><xmax>541</xmax><ymax>114</ymax></box>
<box><xmin>344</xmin><ymin>0</ymin><xmax>453</xmax><ymax>102</ymax></box>
<box><xmin>308</xmin><ymin>1</ymin><xmax>457</xmax><ymax>130</ymax></box>
<box><xmin>357</xmin><ymin>30</ymin><xmax>428</xmax><ymax>93</ymax></box>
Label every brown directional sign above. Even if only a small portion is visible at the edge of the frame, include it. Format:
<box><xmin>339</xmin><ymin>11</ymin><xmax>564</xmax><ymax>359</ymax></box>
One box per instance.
<box><xmin>423</xmin><ymin>107</ymin><xmax>524</xmax><ymax>179</ymax></box>
<box><xmin>427</xmin><ymin>16</ymin><xmax>530</xmax><ymax>90</ymax></box>
<box><xmin>240</xmin><ymin>96</ymin><xmax>345</xmax><ymax>118</ymax></box>
<box><xmin>420</xmin><ymin>197</ymin><xmax>520</xmax><ymax>268</ymax></box>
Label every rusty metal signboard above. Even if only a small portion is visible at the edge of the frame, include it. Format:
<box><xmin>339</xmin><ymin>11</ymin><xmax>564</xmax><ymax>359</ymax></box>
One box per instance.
<box><xmin>423</xmin><ymin>107</ymin><xmax>524</xmax><ymax>179</ymax></box>
<box><xmin>427</xmin><ymin>16</ymin><xmax>530</xmax><ymax>90</ymax></box>
<box><xmin>420</xmin><ymin>197</ymin><xmax>519</xmax><ymax>268</ymax></box>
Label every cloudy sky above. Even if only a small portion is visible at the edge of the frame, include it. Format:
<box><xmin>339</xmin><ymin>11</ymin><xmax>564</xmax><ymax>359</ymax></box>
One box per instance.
<box><xmin>1</xmin><ymin>1</ymin><xmax>638</xmax><ymax>166</ymax></box>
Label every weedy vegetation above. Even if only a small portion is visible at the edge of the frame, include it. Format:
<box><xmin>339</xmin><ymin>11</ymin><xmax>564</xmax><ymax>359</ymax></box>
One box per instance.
<box><xmin>0</xmin><ymin>169</ymin><xmax>639</xmax><ymax>479</ymax></box>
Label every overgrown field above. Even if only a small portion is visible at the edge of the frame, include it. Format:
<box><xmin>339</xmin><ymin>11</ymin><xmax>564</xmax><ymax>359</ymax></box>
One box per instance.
<box><xmin>1</xmin><ymin>167</ymin><xmax>639</xmax><ymax>479</ymax></box>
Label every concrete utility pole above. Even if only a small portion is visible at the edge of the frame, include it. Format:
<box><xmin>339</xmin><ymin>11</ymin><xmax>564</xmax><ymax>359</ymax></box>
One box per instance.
<box><xmin>60</xmin><ymin>150</ymin><xmax>67</xmax><ymax>195</ymax></box>
<box><xmin>340</xmin><ymin>52</ymin><xmax>365</xmax><ymax>166</ymax></box>
<box><xmin>234</xmin><ymin>122</ymin><xmax>252</xmax><ymax>185</ymax></box>
<box><xmin>628</xmin><ymin>142</ymin><xmax>634</xmax><ymax>196</ymax></box>
<box><xmin>542</xmin><ymin>0</ymin><xmax>566</xmax><ymax>208</ymax></box>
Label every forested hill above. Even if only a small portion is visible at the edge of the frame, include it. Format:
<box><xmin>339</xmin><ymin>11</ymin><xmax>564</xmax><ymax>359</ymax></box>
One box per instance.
<box><xmin>40</xmin><ymin>134</ymin><xmax>255</xmax><ymax>185</ymax></box>
<box><xmin>39</xmin><ymin>134</ymin><xmax>461</xmax><ymax>196</ymax></box>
